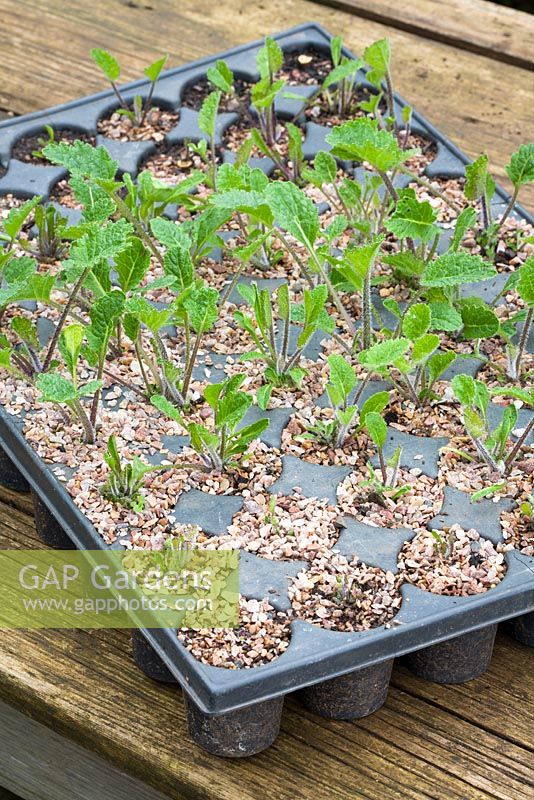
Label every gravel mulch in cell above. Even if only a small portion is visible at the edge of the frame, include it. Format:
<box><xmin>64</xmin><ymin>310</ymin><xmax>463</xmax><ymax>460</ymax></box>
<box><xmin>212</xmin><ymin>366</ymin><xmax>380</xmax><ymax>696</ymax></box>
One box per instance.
<box><xmin>97</xmin><ymin>107</ymin><xmax>179</xmax><ymax>142</ymax></box>
<box><xmin>180</xmin><ymin>75</ymin><xmax>252</xmax><ymax>113</ymax></box>
<box><xmin>438</xmin><ymin>439</ymin><xmax>532</xmax><ymax>498</ymax></box>
<box><xmin>500</xmin><ymin>501</ymin><xmax>534</xmax><ymax>556</ymax></box>
<box><xmin>288</xmin><ymin>551</ymin><xmax>402</xmax><ymax>632</ymax></box>
<box><xmin>140</xmin><ymin>143</ymin><xmax>208</xmax><ymax>183</ymax></box>
<box><xmin>222</xmin><ymin>118</ymin><xmax>295</xmax><ymax>157</ymax></box>
<box><xmin>281</xmin><ymin>48</ymin><xmax>333</xmax><ymax>85</ymax></box>
<box><xmin>67</xmin><ymin>450</ymin><xmax>187</xmax><ymax>546</ymax></box>
<box><xmin>385</xmin><ymin>385</ymin><xmax>464</xmax><ymax>439</ymax></box>
<box><xmin>398</xmin><ymin>524</ymin><xmax>507</xmax><ymax>595</ymax></box>
<box><xmin>461</xmin><ymin>216</ymin><xmax>534</xmax><ymax>273</ymax></box>
<box><xmin>223</xmin><ymin>356</ymin><xmax>329</xmax><ymax>410</ymax></box>
<box><xmin>177</xmin><ymin>596</ymin><xmax>292</xmax><ymax>669</ymax></box>
<box><xmin>336</xmin><ymin>465</ymin><xmax>444</xmax><ymax>531</ymax></box>
<box><xmin>11</xmin><ymin>130</ymin><xmax>96</xmax><ymax>165</ymax></box>
<box><xmin>208</xmin><ymin>491</ymin><xmax>343</xmax><ymax>561</ymax></box>
<box><xmin>0</xmin><ymin>193</ymin><xmax>27</xmax><ymax>215</ymax></box>
<box><xmin>49</xmin><ymin>178</ymin><xmax>82</xmax><ymax>209</ymax></box>
<box><xmin>410</xmin><ymin>176</ymin><xmax>468</xmax><ymax>224</ymax></box>
<box><xmin>281</xmin><ymin>406</ymin><xmax>371</xmax><ymax>467</ymax></box>
<box><xmin>303</xmin><ymin>87</ymin><xmax>382</xmax><ymax>128</ymax></box>
<box><xmin>182</xmin><ymin>439</ymin><xmax>283</xmax><ymax>495</ymax></box>
<box><xmin>401</xmin><ymin>133</ymin><xmax>438</xmax><ymax>175</ymax></box>
<box><xmin>476</xmin><ymin>352</ymin><xmax>534</xmax><ymax>395</ymax></box>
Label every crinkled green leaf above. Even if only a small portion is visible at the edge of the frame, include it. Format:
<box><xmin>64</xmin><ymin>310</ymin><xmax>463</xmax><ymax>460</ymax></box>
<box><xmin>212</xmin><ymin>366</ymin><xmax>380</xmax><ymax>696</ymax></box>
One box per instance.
<box><xmin>429</xmin><ymin>302</ymin><xmax>463</xmax><ymax>332</ymax></box>
<box><xmin>359</xmin><ymin>338</ymin><xmax>410</xmax><ymax>370</ymax></box>
<box><xmin>198</xmin><ymin>90</ymin><xmax>221</xmax><ymax>140</ymax></box>
<box><xmin>385</xmin><ymin>188</ymin><xmax>439</xmax><ymax>243</ymax></box>
<box><xmin>458</xmin><ymin>297</ymin><xmax>500</xmax><ymax>339</ymax></box>
<box><xmin>43</xmin><ymin>140</ymin><xmax>118</xmax><ymax>179</ymax></box>
<box><xmin>402</xmin><ymin>303</ymin><xmax>431</xmax><ymax>340</ymax></box>
<box><xmin>265</xmin><ymin>181</ymin><xmax>319</xmax><ymax>246</ymax></box>
<box><xmin>3</xmin><ymin>196</ymin><xmax>42</xmax><ymax>240</ymax></box>
<box><xmin>506</xmin><ymin>143</ymin><xmax>534</xmax><ymax>188</ymax></box>
<box><xmin>69</xmin><ymin>219</ymin><xmax>132</xmax><ymax>268</ymax></box>
<box><xmin>36</xmin><ymin>373</ymin><xmax>77</xmax><ymax>404</ymax></box>
<box><xmin>183</xmin><ymin>285</ymin><xmax>219</xmax><ymax>334</ymax></box>
<box><xmin>421</xmin><ymin>252</ymin><xmax>496</xmax><ymax>287</ymax></box>
<box><xmin>91</xmin><ymin>48</ymin><xmax>121</xmax><ymax>81</ymax></box>
<box><xmin>326</xmin><ymin>118</ymin><xmax>416</xmax><ymax>172</ymax></box>
<box><xmin>115</xmin><ymin>238</ymin><xmax>150</xmax><ymax>293</ymax></box>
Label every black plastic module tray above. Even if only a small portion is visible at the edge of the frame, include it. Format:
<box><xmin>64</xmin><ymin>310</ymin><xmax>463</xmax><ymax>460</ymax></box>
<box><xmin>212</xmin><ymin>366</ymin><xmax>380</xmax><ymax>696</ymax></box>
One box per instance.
<box><xmin>0</xmin><ymin>22</ymin><xmax>533</xmax><ymax>757</ymax></box>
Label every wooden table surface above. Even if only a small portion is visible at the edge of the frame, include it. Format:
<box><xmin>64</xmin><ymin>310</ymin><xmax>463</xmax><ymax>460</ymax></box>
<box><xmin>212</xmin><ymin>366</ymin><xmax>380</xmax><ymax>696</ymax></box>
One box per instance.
<box><xmin>0</xmin><ymin>1</ymin><xmax>533</xmax><ymax>799</ymax></box>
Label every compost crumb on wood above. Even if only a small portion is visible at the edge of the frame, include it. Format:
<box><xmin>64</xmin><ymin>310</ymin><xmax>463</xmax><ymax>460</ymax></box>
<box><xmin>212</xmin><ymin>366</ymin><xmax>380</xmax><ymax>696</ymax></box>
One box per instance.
<box><xmin>180</xmin><ymin>75</ymin><xmax>252</xmax><ymax>113</ymax></box>
<box><xmin>337</xmin><ymin>465</ymin><xmax>444</xmax><ymax>531</ymax></box>
<box><xmin>398</xmin><ymin>524</ymin><xmax>507</xmax><ymax>595</ymax></box>
<box><xmin>97</xmin><ymin>107</ymin><xmax>179</xmax><ymax>142</ymax></box>
<box><xmin>288</xmin><ymin>551</ymin><xmax>402</xmax><ymax>632</ymax></box>
<box><xmin>208</xmin><ymin>491</ymin><xmax>343</xmax><ymax>561</ymax></box>
<box><xmin>11</xmin><ymin>130</ymin><xmax>96</xmax><ymax>165</ymax></box>
<box><xmin>177</xmin><ymin>597</ymin><xmax>291</xmax><ymax>668</ymax></box>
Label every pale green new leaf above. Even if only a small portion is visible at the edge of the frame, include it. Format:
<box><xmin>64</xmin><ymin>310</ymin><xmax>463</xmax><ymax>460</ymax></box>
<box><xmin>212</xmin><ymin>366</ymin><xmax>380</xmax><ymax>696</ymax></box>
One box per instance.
<box><xmin>385</xmin><ymin>188</ymin><xmax>440</xmax><ymax>243</ymax></box>
<box><xmin>91</xmin><ymin>48</ymin><xmax>121</xmax><ymax>81</ymax></box>
<box><xmin>207</xmin><ymin>60</ymin><xmax>233</xmax><ymax>93</ymax></box>
<box><xmin>429</xmin><ymin>302</ymin><xmax>462</xmax><ymax>332</ymax></box>
<box><xmin>144</xmin><ymin>54</ymin><xmax>168</xmax><ymax>82</ymax></box>
<box><xmin>359</xmin><ymin>338</ymin><xmax>410</xmax><ymax>370</ymax></box>
<box><xmin>327</xmin><ymin>354</ymin><xmax>357</xmax><ymax>404</ymax></box>
<box><xmin>365</xmin><ymin>410</ymin><xmax>387</xmax><ymax>449</ymax></box>
<box><xmin>506</xmin><ymin>143</ymin><xmax>534</xmax><ymax>188</ymax></box>
<box><xmin>450</xmin><ymin>207</ymin><xmax>477</xmax><ymax>252</ymax></box>
<box><xmin>326</xmin><ymin>118</ymin><xmax>417</xmax><ymax>172</ymax></box>
<box><xmin>198</xmin><ymin>91</ymin><xmax>221</xmax><ymax>140</ymax></box>
<box><xmin>402</xmin><ymin>303</ymin><xmax>431</xmax><ymax>340</ymax></box>
<box><xmin>363</xmin><ymin>38</ymin><xmax>390</xmax><ymax>87</ymax></box>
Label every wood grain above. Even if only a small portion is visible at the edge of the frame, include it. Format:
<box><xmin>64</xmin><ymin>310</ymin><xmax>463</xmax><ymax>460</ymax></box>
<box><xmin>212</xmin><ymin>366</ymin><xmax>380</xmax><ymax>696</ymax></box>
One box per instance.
<box><xmin>0</xmin><ymin>487</ymin><xmax>532</xmax><ymax>800</ymax></box>
<box><xmin>0</xmin><ymin>0</ymin><xmax>532</xmax><ymax>210</ymax></box>
<box><xmin>306</xmin><ymin>0</ymin><xmax>534</xmax><ymax>70</ymax></box>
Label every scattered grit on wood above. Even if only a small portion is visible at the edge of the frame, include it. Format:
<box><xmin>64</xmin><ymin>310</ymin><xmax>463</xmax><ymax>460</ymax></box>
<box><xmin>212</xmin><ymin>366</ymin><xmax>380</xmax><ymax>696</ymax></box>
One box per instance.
<box><xmin>177</xmin><ymin>597</ymin><xmax>291</xmax><ymax>668</ymax></box>
<box><xmin>209</xmin><ymin>491</ymin><xmax>343</xmax><ymax>561</ymax></box>
<box><xmin>97</xmin><ymin>107</ymin><xmax>179</xmax><ymax>142</ymax></box>
<box><xmin>336</xmin><ymin>465</ymin><xmax>444</xmax><ymax>531</ymax></box>
<box><xmin>398</xmin><ymin>524</ymin><xmax>507</xmax><ymax>595</ymax></box>
<box><xmin>288</xmin><ymin>551</ymin><xmax>402</xmax><ymax>632</ymax></box>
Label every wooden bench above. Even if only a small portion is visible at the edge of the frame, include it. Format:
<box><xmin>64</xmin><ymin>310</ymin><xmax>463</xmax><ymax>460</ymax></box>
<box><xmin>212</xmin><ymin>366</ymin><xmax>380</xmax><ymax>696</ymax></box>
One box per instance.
<box><xmin>0</xmin><ymin>1</ymin><xmax>533</xmax><ymax>798</ymax></box>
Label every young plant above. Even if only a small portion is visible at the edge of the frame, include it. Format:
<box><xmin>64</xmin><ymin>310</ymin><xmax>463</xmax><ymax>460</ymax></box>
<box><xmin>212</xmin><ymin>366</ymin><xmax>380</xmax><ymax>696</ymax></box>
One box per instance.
<box><xmin>363</xmin><ymin>38</ymin><xmax>396</xmax><ymax>133</ymax></box>
<box><xmin>504</xmin><ymin>256</ymin><xmax>533</xmax><ymax>382</ymax></box>
<box><xmin>302</xmin><ymin>354</ymin><xmax>389</xmax><ymax>449</ymax></box>
<box><xmin>151</xmin><ymin>374</ymin><xmax>269</xmax><ymax>472</ymax></box>
<box><xmin>35</xmin><ymin>366</ymin><xmax>101</xmax><ymax>445</ymax></box>
<box><xmin>197</xmin><ymin>90</ymin><xmax>221</xmax><ymax>187</ymax></box>
<box><xmin>363</xmin><ymin>411</ymin><xmax>408</xmax><ymax>504</ymax></box>
<box><xmin>32</xmin><ymin>204</ymin><xmax>70</xmax><ymax>261</ymax></box>
<box><xmin>430</xmin><ymin>529</ymin><xmax>456</xmax><ymax>561</ymax></box>
<box><xmin>90</xmin><ymin>49</ymin><xmax>169</xmax><ymax>126</ymax></box>
<box><xmin>250</xmin><ymin>37</ymin><xmax>285</xmax><ymax>150</ymax></box>
<box><xmin>359</xmin><ymin>304</ymin><xmax>456</xmax><ymax>407</ymax></box>
<box><xmin>451</xmin><ymin>374</ymin><xmax>527</xmax><ymax>475</ymax></box>
<box><xmin>333</xmin><ymin>574</ymin><xmax>363</xmax><ymax>606</ymax></box>
<box><xmin>31</xmin><ymin>125</ymin><xmax>56</xmax><ymax>159</ymax></box>
<box><xmin>309</xmin><ymin>36</ymin><xmax>363</xmax><ymax>119</ymax></box>
<box><xmin>234</xmin><ymin>282</ymin><xmax>334</xmax><ymax>407</ymax></box>
<box><xmin>100</xmin><ymin>435</ymin><xmax>170</xmax><ymax>512</ymax></box>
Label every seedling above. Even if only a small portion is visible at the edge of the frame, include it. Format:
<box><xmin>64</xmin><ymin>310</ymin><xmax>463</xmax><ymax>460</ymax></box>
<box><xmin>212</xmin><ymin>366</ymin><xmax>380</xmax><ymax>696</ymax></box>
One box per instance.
<box><xmin>90</xmin><ymin>48</ymin><xmax>169</xmax><ymax>126</ymax></box>
<box><xmin>363</xmin><ymin>411</ymin><xmax>409</xmax><ymax>504</ymax></box>
<box><xmin>31</xmin><ymin>125</ymin><xmax>56</xmax><ymax>160</ymax></box>
<box><xmin>451</xmin><ymin>374</ymin><xmax>530</xmax><ymax>475</ymax></box>
<box><xmin>504</xmin><ymin>256</ymin><xmax>534</xmax><ymax>382</ymax></box>
<box><xmin>301</xmin><ymin>354</ymin><xmax>389</xmax><ymax>449</ymax></box>
<box><xmin>100</xmin><ymin>435</ymin><xmax>172</xmax><ymax>512</ymax></box>
<box><xmin>250</xmin><ymin>37</ymin><xmax>285</xmax><ymax>150</ymax></box>
<box><xmin>35</xmin><ymin>371</ymin><xmax>101</xmax><ymax>444</ymax></box>
<box><xmin>152</xmin><ymin>374</ymin><xmax>269</xmax><ymax>472</ymax></box>
<box><xmin>307</xmin><ymin>36</ymin><xmax>363</xmax><ymax>119</ymax></box>
<box><xmin>32</xmin><ymin>204</ymin><xmax>70</xmax><ymax>261</ymax></box>
<box><xmin>333</xmin><ymin>574</ymin><xmax>363</xmax><ymax>607</ymax></box>
<box><xmin>430</xmin><ymin>528</ymin><xmax>456</xmax><ymax>560</ymax></box>
<box><xmin>234</xmin><ymin>282</ymin><xmax>334</xmax><ymax>407</ymax></box>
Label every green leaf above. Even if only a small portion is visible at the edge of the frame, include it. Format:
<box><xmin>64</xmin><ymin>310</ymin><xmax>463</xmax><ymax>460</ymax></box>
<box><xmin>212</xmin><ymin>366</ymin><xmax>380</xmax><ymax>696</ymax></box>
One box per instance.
<box><xmin>144</xmin><ymin>54</ymin><xmax>168</xmax><ymax>82</ymax></box>
<box><xmin>217</xmin><ymin>390</ymin><xmax>251</xmax><ymax>428</ymax></box>
<box><xmin>207</xmin><ymin>60</ymin><xmax>234</xmax><ymax>93</ymax></box>
<box><xmin>402</xmin><ymin>303</ymin><xmax>431</xmax><ymax>340</ymax></box>
<box><xmin>183</xmin><ymin>285</ymin><xmax>219</xmax><ymax>334</ymax></box>
<box><xmin>359</xmin><ymin>338</ymin><xmax>410</xmax><ymax>371</ymax></box>
<box><xmin>43</xmin><ymin>140</ymin><xmax>118</xmax><ymax>179</ymax></box>
<box><xmin>327</xmin><ymin>354</ymin><xmax>357</xmax><ymax>405</ymax></box>
<box><xmin>506</xmin><ymin>143</ymin><xmax>534</xmax><ymax>189</ymax></box>
<box><xmin>365</xmin><ymin>411</ymin><xmax>387</xmax><ymax>449</ymax></box>
<box><xmin>463</xmin><ymin>407</ymin><xmax>486</xmax><ymax>440</ymax></box>
<box><xmin>59</xmin><ymin>323</ymin><xmax>85</xmax><ymax>378</ymax></box>
<box><xmin>3</xmin><ymin>196</ymin><xmax>42</xmax><ymax>240</ymax></box>
<box><xmin>421</xmin><ymin>252</ymin><xmax>496</xmax><ymax>287</ymax></box>
<box><xmin>363</xmin><ymin>38</ymin><xmax>390</xmax><ymax>87</ymax></box>
<box><xmin>382</xmin><ymin>251</ymin><xmax>426</xmax><ymax>278</ymax></box>
<box><xmin>326</xmin><ymin>118</ymin><xmax>417</xmax><ymax>172</ymax></box>
<box><xmin>321</xmin><ymin>58</ymin><xmax>362</xmax><ymax>91</ymax></box>
<box><xmin>198</xmin><ymin>91</ymin><xmax>221</xmax><ymax>140</ymax></box>
<box><xmin>265</xmin><ymin>182</ymin><xmax>319</xmax><ymax>246</ymax></box>
<box><xmin>452</xmin><ymin>373</ymin><xmax>476</xmax><ymax>406</ymax></box>
<box><xmin>458</xmin><ymin>297</ymin><xmax>500</xmax><ymax>340</ymax></box>
<box><xmin>150</xmin><ymin>394</ymin><xmax>185</xmax><ymax>426</ymax></box>
<box><xmin>257</xmin><ymin>37</ymin><xmax>283</xmax><ymax>80</ymax></box>
<box><xmin>229</xmin><ymin>418</ymin><xmax>269</xmax><ymax>453</ymax></box>
<box><xmin>114</xmin><ymin>238</ymin><xmax>150</xmax><ymax>293</ymax></box>
<box><xmin>257</xmin><ymin>384</ymin><xmax>272</xmax><ymax>411</ymax></box>
<box><xmin>277</xmin><ymin>283</ymin><xmax>290</xmax><ymax>321</ymax></box>
<box><xmin>464</xmin><ymin>154</ymin><xmax>490</xmax><ymax>201</ymax></box>
<box><xmin>70</xmin><ymin>219</ymin><xmax>132</xmax><ymax>268</ymax></box>
<box><xmin>359</xmin><ymin>390</ymin><xmax>390</xmax><ymax>423</ymax></box>
<box><xmin>164</xmin><ymin>245</ymin><xmax>194</xmax><ymax>292</ymax></box>
<box><xmin>125</xmin><ymin>296</ymin><xmax>171</xmax><ymax>333</ymax></box>
<box><xmin>87</xmin><ymin>291</ymin><xmax>125</xmax><ymax>357</ymax></box>
<box><xmin>36</xmin><ymin>373</ymin><xmax>77</xmax><ymax>404</ymax></box>
<box><xmin>490</xmin><ymin>386</ymin><xmax>533</xmax><ymax>407</ymax></box>
<box><xmin>427</xmin><ymin>351</ymin><xmax>456</xmax><ymax>384</ymax></box>
<box><xmin>411</xmin><ymin>333</ymin><xmax>440</xmax><ymax>364</ymax></box>
<box><xmin>429</xmin><ymin>302</ymin><xmax>462</xmax><ymax>332</ymax></box>
<box><xmin>149</xmin><ymin>217</ymin><xmax>189</xmax><ymax>249</ymax></box>
<box><xmin>385</xmin><ymin>188</ymin><xmax>440</xmax><ymax>243</ymax></box>
<box><xmin>517</xmin><ymin>257</ymin><xmax>534</xmax><ymax>306</ymax></box>
<box><xmin>11</xmin><ymin>316</ymin><xmax>39</xmax><ymax>349</ymax></box>
<box><xmin>91</xmin><ymin>48</ymin><xmax>121</xmax><ymax>81</ymax></box>
<box><xmin>450</xmin><ymin>207</ymin><xmax>477</xmax><ymax>252</ymax></box>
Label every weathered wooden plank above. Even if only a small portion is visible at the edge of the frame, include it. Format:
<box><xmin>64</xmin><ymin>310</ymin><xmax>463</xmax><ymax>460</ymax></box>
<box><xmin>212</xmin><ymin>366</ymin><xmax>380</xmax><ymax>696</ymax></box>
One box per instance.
<box><xmin>308</xmin><ymin>0</ymin><xmax>534</xmax><ymax>70</ymax></box>
<box><xmin>0</xmin><ymin>701</ymin><xmax>172</xmax><ymax>800</ymax></box>
<box><xmin>0</xmin><ymin>0</ymin><xmax>532</xmax><ymax>210</ymax></box>
<box><xmin>0</xmin><ymin>494</ymin><xmax>532</xmax><ymax>800</ymax></box>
